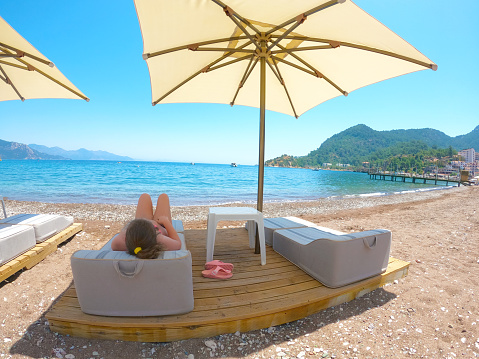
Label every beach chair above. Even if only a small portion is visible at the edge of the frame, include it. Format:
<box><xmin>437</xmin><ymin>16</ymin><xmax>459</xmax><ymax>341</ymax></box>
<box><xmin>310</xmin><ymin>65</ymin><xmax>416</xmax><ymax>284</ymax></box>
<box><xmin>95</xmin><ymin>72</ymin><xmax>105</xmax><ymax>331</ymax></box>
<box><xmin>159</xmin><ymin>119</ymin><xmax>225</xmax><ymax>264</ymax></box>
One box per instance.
<box><xmin>71</xmin><ymin>219</ymin><xmax>194</xmax><ymax>316</ymax></box>
<box><xmin>0</xmin><ymin>214</ymin><xmax>73</xmax><ymax>243</ymax></box>
<box><xmin>273</xmin><ymin>227</ymin><xmax>391</xmax><ymax>288</ymax></box>
<box><xmin>0</xmin><ymin>223</ymin><xmax>36</xmax><ymax>265</ymax></box>
<box><xmin>247</xmin><ymin>216</ymin><xmax>344</xmax><ymax>246</ymax></box>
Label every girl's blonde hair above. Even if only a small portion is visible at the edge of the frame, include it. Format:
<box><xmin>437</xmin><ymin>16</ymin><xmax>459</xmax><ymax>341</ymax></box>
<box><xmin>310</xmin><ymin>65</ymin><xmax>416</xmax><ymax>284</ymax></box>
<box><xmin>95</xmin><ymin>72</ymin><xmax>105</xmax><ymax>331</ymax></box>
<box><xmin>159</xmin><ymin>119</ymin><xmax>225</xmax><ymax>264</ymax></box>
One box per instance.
<box><xmin>125</xmin><ymin>218</ymin><xmax>163</xmax><ymax>259</ymax></box>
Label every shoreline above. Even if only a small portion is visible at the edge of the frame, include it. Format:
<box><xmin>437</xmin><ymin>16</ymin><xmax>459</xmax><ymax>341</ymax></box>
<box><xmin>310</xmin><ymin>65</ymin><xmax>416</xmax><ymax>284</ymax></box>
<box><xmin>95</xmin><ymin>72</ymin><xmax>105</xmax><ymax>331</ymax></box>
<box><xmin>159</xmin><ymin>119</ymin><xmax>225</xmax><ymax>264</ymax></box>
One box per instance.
<box><xmin>4</xmin><ymin>185</ymin><xmax>459</xmax><ymax>225</ymax></box>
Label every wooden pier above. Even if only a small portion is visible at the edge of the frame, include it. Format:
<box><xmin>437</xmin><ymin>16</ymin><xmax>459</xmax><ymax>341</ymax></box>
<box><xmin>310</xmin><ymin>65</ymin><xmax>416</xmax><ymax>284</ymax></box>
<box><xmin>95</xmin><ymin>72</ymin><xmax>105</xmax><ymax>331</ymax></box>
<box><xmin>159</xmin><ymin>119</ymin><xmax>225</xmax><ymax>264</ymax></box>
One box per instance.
<box><xmin>369</xmin><ymin>172</ymin><xmax>460</xmax><ymax>186</ymax></box>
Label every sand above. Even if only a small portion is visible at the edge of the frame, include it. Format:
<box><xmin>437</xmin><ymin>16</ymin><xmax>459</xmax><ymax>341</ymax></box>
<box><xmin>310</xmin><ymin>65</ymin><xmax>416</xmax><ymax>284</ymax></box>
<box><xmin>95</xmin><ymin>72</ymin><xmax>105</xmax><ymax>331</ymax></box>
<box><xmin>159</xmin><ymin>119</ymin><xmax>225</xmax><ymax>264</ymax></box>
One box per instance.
<box><xmin>1</xmin><ymin>186</ymin><xmax>478</xmax><ymax>359</ymax></box>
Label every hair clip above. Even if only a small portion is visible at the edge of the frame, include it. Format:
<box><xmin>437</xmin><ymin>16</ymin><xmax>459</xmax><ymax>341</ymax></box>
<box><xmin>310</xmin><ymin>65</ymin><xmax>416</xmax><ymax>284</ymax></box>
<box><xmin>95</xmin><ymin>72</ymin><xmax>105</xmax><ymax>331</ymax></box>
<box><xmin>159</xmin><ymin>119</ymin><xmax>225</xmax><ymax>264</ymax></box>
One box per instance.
<box><xmin>134</xmin><ymin>247</ymin><xmax>142</xmax><ymax>254</ymax></box>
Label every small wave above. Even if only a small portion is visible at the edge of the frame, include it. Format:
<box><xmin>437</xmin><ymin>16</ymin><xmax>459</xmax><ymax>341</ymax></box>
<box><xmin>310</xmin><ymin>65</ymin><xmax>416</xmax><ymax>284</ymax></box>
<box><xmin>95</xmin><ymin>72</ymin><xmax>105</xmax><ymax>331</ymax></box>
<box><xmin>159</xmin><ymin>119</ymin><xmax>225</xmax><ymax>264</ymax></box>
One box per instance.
<box><xmin>359</xmin><ymin>192</ymin><xmax>387</xmax><ymax>198</ymax></box>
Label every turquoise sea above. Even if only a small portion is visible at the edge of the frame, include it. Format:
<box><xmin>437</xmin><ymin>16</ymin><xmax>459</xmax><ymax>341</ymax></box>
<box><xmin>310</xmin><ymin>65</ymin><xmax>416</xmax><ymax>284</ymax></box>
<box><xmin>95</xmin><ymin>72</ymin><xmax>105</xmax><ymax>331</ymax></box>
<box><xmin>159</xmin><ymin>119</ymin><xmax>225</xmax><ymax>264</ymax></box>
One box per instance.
<box><xmin>0</xmin><ymin>160</ymin><xmax>451</xmax><ymax>206</ymax></box>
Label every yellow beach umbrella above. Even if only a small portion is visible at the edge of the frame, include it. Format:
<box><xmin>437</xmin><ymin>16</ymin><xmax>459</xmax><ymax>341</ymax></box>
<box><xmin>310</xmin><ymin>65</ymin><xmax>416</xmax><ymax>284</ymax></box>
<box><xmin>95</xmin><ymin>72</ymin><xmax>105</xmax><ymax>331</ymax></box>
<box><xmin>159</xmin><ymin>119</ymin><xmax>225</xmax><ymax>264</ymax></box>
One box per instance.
<box><xmin>0</xmin><ymin>15</ymin><xmax>89</xmax><ymax>102</ymax></box>
<box><xmin>134</xmin><ymin>0</ymin><xmax>436</xmax><ymax>215</ymax></box>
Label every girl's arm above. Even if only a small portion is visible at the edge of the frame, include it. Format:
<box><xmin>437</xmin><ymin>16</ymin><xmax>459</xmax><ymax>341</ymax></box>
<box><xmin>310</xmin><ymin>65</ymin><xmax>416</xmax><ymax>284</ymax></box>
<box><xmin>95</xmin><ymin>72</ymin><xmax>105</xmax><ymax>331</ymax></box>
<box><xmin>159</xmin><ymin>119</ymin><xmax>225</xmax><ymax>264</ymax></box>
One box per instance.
<box><xmin>155</xmin><ymin>216</ymin><xmax>182</xmax><ymax>250</ymax></box>
<box><xmin>111</xmin><ymin>227</ymin><xmax>127</xmax><ymax>251</ymax></box>
<box><xmin>157</xmin><ymin>233</ymin><xmax>182</xmax><ymax>251</ymax></box>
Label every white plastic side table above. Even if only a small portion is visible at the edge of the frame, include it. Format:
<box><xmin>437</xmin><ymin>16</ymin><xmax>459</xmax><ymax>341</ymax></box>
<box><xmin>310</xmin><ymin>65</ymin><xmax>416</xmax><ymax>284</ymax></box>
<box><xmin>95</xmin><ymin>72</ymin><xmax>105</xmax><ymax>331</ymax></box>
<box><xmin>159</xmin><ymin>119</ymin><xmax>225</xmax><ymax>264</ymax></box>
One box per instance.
<box><xmin>206</xmin><ymin>207</ymin><xmax>266</xmax><ymax>265</ymax></box>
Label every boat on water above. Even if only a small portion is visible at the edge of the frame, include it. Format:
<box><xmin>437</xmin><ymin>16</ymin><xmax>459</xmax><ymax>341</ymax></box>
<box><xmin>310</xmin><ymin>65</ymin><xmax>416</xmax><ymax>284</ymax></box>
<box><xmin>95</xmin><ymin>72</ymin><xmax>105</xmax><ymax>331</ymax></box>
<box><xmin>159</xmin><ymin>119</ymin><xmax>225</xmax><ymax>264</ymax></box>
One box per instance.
<box><xmin>230</xmin><ymin>162</ymin><xmax>237</xmax><ymax>167</ymax></box>
<box><xmin>191</xmin><ymin>162</ymin><xmax>195</xmax><ymax>165</ymax></box>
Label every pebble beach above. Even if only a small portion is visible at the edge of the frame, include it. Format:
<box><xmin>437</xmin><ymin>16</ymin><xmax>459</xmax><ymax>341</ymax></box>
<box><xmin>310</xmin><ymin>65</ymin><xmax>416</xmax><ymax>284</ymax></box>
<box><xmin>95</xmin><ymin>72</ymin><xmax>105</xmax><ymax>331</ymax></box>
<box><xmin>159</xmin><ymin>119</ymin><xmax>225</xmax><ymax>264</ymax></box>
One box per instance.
<box><xmin>1</xmin><ymin>185</ymin><xmax>478</xmax><ymax>358</ymax></box>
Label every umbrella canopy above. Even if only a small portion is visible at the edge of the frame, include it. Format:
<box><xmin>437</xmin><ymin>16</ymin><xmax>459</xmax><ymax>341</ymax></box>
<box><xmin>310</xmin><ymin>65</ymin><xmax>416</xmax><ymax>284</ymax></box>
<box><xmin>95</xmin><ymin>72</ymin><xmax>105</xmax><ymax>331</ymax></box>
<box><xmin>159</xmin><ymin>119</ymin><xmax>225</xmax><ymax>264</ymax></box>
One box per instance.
<box><xmin>0</xmin><ymin>15</ymin><xmax>89</xmax><ymax>102</ymax></box>
<box><xmin>134</xmin><ymin>0</ymin><xmax>437</xmax><ymax>211</ymax></box>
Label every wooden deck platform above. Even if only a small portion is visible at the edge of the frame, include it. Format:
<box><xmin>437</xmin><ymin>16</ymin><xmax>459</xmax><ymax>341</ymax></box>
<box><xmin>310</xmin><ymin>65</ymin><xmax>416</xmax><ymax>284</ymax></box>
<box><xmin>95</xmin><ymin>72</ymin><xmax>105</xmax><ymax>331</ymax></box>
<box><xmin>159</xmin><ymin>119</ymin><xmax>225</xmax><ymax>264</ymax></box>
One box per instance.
<box><xmin>0</xmin><ymin>223</ymin><xmax>83</xmax><ymax>283</ymax></box>
<box><xmin>46</xmin><ymin>227</ymin><xmax>409</xmax><ymax>342</ymax></box>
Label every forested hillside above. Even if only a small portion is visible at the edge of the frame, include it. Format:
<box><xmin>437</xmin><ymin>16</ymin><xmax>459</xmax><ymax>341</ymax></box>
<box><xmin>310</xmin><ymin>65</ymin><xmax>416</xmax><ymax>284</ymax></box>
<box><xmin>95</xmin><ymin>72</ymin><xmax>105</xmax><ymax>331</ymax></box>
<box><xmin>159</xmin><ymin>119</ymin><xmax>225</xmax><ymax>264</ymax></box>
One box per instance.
<box><xmin>266</xmin><ymin>124</ymin><xmax>478</xmax><ymax>169</ymax></box>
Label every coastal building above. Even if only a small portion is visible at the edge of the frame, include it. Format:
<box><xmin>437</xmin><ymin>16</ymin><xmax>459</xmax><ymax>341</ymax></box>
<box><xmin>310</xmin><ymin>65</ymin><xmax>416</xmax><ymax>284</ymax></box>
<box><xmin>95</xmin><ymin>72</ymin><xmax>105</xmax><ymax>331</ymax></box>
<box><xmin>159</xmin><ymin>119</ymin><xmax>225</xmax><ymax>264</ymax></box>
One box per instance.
<box><xmin>458</xmin><ymin>148</ymin><xmax>476</xmax><ymax>163</ymax></box>
<box><xmin>450</xmin><ymin>161</ymin><xmax>465</xmax><ymax>170</ymax></box>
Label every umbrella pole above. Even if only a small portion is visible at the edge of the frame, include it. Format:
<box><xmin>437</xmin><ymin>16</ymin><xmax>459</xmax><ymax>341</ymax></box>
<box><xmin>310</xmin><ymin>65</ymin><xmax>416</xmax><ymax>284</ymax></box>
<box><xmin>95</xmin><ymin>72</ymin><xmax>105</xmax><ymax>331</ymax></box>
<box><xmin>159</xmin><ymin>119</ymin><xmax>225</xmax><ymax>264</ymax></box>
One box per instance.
<box><xmin>255</xmin><ymin>55</ymin><xmax>266</xmax><ymax>254</ymax></box>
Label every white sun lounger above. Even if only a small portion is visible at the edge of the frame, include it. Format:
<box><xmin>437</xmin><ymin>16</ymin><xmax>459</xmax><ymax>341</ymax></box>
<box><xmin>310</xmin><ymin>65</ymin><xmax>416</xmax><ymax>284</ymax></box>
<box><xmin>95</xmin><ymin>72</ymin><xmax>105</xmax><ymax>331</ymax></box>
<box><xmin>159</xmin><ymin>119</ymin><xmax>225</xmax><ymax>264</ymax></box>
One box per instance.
<box><xmin>0</xmin><ymin>214</ymin><xmax>74</xmax><ymax>243</ymax></box>
<box><xmin>0</xmin><ymin>223</ymin><xmax>36</xmax><ymax>265</ymax></box>
<box><xmin>273</xmin><ymin>227</ymin><xmax>392</xmax><ymax>288</ymax></box>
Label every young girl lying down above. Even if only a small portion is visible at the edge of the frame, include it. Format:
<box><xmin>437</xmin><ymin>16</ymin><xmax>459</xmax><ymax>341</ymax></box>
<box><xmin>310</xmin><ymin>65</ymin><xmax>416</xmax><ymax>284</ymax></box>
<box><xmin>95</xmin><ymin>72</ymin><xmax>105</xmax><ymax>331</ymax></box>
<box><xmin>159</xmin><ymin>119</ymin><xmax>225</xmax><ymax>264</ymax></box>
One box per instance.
<box><xmin>111</xmin><ymin>193</ymin><xmax>181</xmax><ymax>258</ymax></box>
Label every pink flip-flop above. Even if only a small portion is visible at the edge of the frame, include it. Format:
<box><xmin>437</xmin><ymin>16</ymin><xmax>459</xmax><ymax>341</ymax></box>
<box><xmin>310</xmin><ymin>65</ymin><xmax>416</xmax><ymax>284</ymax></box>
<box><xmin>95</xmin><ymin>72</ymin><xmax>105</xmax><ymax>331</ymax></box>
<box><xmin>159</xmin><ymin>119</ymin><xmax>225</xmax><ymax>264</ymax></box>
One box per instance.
<box><xmin>202</xmin><ymin>266</ymin><xmax>233</xmax><ymax>279</ymax></box>
<box><xmin>205</xmin><ymin>260</ymin><xmax>234</xmax><ymax>271</ymax></box>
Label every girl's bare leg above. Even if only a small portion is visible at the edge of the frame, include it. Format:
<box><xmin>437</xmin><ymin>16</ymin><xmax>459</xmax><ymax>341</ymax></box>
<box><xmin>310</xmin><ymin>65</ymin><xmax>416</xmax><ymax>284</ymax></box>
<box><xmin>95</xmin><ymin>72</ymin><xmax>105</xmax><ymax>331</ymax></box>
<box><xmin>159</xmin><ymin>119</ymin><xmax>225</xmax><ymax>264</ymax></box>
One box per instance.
<box><xmin>135</xmin><ymin>193</ymin><xmax>154</xmax><ymax>220</ymax></box>
<box><xmin>153</xmin><ymin>193</ymin><xmax>173</xmax><ymax>223</ymax></box>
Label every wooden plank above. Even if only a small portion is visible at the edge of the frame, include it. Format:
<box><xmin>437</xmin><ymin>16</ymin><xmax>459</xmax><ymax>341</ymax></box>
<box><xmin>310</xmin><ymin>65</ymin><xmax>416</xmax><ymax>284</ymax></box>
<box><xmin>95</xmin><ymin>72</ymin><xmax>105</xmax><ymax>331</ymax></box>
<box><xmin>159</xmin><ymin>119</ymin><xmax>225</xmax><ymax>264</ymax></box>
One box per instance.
<box><xmin>48</xmin><ymin>260</ymin><xmax>408</xmax><ymax>342</ymax></box>
<box><xmin>0</xmin><ymin>223</ymin><xmax>82</xmax><ymax>282</ymax></box>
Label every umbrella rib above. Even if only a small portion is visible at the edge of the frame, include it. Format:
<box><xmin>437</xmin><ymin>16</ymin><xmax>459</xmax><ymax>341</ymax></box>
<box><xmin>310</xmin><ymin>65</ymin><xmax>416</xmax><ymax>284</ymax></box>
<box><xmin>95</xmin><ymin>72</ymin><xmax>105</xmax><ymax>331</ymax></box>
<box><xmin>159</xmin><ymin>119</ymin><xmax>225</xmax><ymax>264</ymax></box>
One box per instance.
<box><xmin>265</xmin><ymin>0</ymin><xmax>344</xmax><ymax>36</ymax></box>
<box><xmin>231</xmin><ymin>56</ymin><xmax>259</xmax><ymax>106</ymax></box>
<box><xmin>225</xmin><ymin>12</ymin><xmax>261</xmax><ymax>52</ymax></box>
<box><xmin>154</xmin><ymin>42</ymin><xmax>253</xmax><ymax>105</ymax></box>
<box><xmin>194</xmin><ymin>47</ymin><xmax>255</xmax><ymax>54</ymax></box>
<box><xmin>0</xmin><ymin>64</ymin><xmax>25</xmax><ymax>101</ymax></box>
<box><xmin>208</xmin><ymin>54</ymin><xmax>254</xmax><ymax>72</ymax></box>
<box><xmin>272</xmin><ymin>45</ymin><xmax>332</xmax><ymax>54</ymax></box>
<box><xmin>271</xmin><ymin>55</ymin><xmax>317</xmax><ymax>77</ymax></box>
<box><xmin>265</xmin><ymin>60</ymin><xmax>282</xmax><ymax>84</ymax></box>
<box><xmin>0</xmin><ymin>60</ymin><xmax>30</xmax><ymax>70</ymax></box>
<box><xmin>274</xmin><ymin>42</ymin><xmax>348</xmax><ymax>96</ymax></box>
<box><xmin>145</xmin><ymin>36</ymin><xmax>249</xmax><ymax>59</ymax></box>
<box><xmin>267</xmin><ymin>16</ymin><xmax>305</xmax><ymax>52</ymax></box>
<box><xmin>0</xmin><ymin>42</ymin><xmax>54</xmax><ymax>67</ymax></box>
<box><xmin>271</xmin><ymin>57</ymin><xmax>298</xmax><ymax>118</ymax></box>
<box><xmin>0</xmin><ymin>45</ymin><xmax>89</xmax><ymax>101</ymax></box>
<box><xmin>279</xmin><ymin>35</ymin><xmax>437</xmax><ymax>70</ymax></box>
<box><xmin>15</xmin><ymin>57</ymin><xmax>89</xmax><ymax>101</ymax></box>
<box><xmin>203</xmin><ymin>40</ymin><xmax>254</xmax><ymax>71</ymax></box>
<box><xmin>210</xmin><ymin>0</ymin><xmax>262</xmax><ymax>35</ymax></box>
<box><xmin>0</xmin><ymin>54</ymin><xmax>21</xmax><ymax>58</ymax></box>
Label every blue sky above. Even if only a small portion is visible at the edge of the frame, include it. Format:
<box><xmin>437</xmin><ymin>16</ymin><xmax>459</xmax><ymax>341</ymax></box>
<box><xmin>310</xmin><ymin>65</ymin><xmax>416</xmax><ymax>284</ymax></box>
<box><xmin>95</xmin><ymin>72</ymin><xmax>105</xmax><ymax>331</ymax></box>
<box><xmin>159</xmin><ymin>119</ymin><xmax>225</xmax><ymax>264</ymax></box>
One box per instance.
<box><xmin>1</xmin><ymin>0</ymin><xmax>478</xmax><ymax>164</ymax></box>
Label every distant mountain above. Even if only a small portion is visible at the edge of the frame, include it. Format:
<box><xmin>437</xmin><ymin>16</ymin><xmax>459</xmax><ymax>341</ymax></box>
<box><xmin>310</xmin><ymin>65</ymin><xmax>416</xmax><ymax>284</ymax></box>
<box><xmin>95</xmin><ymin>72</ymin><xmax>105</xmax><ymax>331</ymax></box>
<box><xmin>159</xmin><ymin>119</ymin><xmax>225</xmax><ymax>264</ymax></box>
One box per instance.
<box><xmin>266</xmin><ymin>124</ymin><xmax>479</xmax><ymax>168</ymax></box>
<box><xmin>0</xmin><ymin>139</ymin><xmax>134</xmax><ymax>161</ymax></box>
<box><xmin>28</xmin><ymin>144</ymin><xmax>134</xmax><ymax>161</ymax></box>
<box><xmin>0</xmin><ymin>140</ymin><xmax>65</xmax><ymax>160</ymax></box>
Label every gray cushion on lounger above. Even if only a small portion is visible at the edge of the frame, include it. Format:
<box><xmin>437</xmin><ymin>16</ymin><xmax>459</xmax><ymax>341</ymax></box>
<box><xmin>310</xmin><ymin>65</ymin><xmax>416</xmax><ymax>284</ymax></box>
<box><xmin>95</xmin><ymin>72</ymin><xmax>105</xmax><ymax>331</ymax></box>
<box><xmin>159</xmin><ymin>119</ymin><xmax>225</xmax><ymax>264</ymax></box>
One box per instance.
<box><xmin>249</xmin><ymin>216</ymin><xmax>345</xmax><ymax>246</ymax></box>
<box><xmin>273</xmin><ymin>227</ymin><xmax>391</xmax><ymax>288</ymax></box>
<box><xmin>71</xmin><ymin>225</ymin><xmax>194</xmax><ymax>317</ymax></box>
<box><xmin>0</xmin><ymin>214</ymin><xmax>73</xmax><ymax>243</ymax></box>
<box><xmin>172</xmin><ymin>219</ymin><xmax>184</xmax><ymax>232</ymax></box>
<box><xmin>0</xmin><ymin>224</ymin><xmax>36</xmax><ymax>265</ymax></box>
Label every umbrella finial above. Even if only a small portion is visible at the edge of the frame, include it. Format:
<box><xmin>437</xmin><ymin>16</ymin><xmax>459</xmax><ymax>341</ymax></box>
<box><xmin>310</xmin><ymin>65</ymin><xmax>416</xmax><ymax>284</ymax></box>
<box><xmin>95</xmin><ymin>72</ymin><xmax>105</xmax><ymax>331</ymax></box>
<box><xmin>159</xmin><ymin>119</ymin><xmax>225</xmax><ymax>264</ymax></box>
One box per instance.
<box><xmin>48</xmin><ymin>62</ymin><xmax>55</xmax><ymax>68</ymax></box>
<box><xmin>142</xmin><ymin>53</ymin><xmax>149</xmax><ymax>60</ymax></box>
<box><xmin>431</xmin><ymin>64</ymin><xmax>438</xmax><ymax>71</ymax></box>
